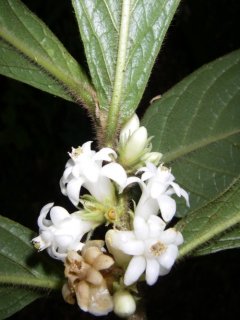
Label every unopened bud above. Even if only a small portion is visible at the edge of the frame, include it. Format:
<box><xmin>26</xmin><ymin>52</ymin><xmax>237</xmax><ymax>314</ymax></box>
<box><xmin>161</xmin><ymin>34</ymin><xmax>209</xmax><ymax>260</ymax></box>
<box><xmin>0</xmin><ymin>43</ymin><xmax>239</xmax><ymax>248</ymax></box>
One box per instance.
<box><xmin>141</xmin><ymin>151</ymin><xmax>162</xmax><ymax>166</ymax></box>
<box><xmin>113</xmin><ymin>290</ymin><xmax>136</xmax><ymax>318</ymax></box>
<box><xmin>123</xmin><ymin>127</ymin><xmax>148</xmax><ymax>165</ymax></box>
<box><xmin>120</xmin><ymin>114</ymin><xmax>140</xmax><ymax>145</ymax></box>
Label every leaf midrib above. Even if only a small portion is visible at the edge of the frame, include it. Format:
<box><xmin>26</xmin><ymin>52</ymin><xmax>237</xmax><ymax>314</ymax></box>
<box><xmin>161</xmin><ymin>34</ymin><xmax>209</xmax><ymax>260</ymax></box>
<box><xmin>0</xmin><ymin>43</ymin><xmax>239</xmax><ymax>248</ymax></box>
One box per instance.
<box><xmin>179</xmin><ymin>211</ymin><xmax>240</xmax><ymax>258</ymax></box>
<box><xmin>0</xmin><ymin>274</ymin><xmax>62</xmax><ymax>290</ymax></box>
<box><xmin>0</xmin><ymin>1</ymin><xmax>96</xmax><ymax>108</ymax></box>
<box><xmin>9</xmin><ymin>0</ymin><xmax>73</xmax><ymax>78</ymax></box>
<box><xmin>178</xmin><ymin>178</ymin><xmax>240</xmax><ymax>258</ymax></box>
<box><xmin>163</xmin><ymin>128</ymin><xmax>240</xmax><ymax>163</ymax></box>
<box><xmin>0</xmin><ymin>29</ymin><xmax>81</xmax><ymax>93</ymax></box>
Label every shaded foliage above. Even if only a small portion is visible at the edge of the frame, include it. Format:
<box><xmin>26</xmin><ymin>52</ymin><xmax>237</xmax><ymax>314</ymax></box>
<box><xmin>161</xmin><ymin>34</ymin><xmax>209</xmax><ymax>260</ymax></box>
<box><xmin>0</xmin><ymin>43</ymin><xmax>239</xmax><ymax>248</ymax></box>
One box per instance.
<box><xmin>0</xmin><ymin>0</ymin><xmax>240</xmax><ymax>319</ymax></box>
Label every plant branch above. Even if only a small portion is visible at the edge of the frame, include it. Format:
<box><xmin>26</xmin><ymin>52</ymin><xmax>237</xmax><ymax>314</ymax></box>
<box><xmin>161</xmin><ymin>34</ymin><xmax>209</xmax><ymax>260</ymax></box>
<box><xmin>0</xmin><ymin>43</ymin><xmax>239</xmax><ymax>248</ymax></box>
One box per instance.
<box><xmin>104</xmin><ymin>0</ymin><xmax>131</xmax><ymax>146</ymax></box>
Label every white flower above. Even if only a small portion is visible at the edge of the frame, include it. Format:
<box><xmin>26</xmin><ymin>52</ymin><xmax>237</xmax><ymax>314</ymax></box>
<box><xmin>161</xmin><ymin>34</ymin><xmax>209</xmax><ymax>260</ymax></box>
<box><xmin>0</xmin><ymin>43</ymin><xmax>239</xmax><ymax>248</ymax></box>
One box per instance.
<box><xmin>107</xmin><ymin>215</ymin><xmax>183</xmax><ymax>286</ymax></box>
<box><xmin>135</xmin><ymin>163</ymin><xmax>189</xmax><ymax>222</ymax></box>
<box><xmin>32</xmin><ymin>203</ymin><xmax>95</xmax><ymax>261</ymax></box>
<box><xmin>60</xmin><ymin>142</ymin><xmax>127</xmax><ymax>206</ymax></box>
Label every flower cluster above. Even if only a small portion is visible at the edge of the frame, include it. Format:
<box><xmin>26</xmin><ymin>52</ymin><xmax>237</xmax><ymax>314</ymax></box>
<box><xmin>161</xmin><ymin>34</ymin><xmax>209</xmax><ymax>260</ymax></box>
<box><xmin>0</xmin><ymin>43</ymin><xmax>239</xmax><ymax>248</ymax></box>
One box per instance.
<box><xmin>33</xmin><ymin>114</ymin><xmax>189</xmax><ymax>317</ymax></box>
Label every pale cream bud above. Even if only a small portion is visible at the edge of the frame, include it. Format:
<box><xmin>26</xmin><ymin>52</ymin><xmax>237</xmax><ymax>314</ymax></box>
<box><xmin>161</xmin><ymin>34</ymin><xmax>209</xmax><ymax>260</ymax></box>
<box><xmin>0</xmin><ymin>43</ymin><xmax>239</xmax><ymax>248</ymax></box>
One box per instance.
<box><xmin>141</xmin><ymin>151</ymin><xmax>162</xmax><ymax>166</ymax></box>
<box><xmin>123</xmin><ymin>127</ymin><xmax>148</xmax><ymax>164</ymax></box>
<box><xmin>120</xmin><ymin>114</ymin><xmax>140</xmax><ymax>145</ymax></box>
<box><xmin>113</xmin><ymin>290</ymin><xmax>136</xmax><ymax>318</ymax></box>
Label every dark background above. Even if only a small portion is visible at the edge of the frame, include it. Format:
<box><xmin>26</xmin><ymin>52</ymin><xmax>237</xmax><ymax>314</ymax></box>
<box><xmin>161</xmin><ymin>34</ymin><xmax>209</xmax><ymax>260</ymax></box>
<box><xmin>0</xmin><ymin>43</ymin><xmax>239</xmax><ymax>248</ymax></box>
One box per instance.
<box><xmin>1</xmin><ymin>0</ymin><xmax>240</xmax><ymax>319</ymax></box>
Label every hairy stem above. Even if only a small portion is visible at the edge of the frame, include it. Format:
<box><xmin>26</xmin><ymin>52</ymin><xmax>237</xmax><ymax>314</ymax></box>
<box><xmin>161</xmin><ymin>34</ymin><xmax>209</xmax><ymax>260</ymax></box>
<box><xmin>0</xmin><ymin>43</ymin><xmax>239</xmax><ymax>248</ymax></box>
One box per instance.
<box><xmin>104</xmin><ymin>0</ymin><xmax>131</xmax><ymax>147</ymax></box>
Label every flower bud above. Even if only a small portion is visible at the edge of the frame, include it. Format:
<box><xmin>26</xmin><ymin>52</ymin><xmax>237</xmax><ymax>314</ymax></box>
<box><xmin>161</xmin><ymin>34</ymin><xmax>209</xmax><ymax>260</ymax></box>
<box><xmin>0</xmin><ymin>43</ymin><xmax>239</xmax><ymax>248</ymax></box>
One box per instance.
<box><xmin>122</xmin><ymin>126</ymin><xmax>148</xmax><ymax>165</ymax></box>
<box><xmin>118</xmin><ymin>114</ymin><xmax>162</xmax><ymax>172</ymax></box>
<box><xmin>141</xmin><ymin>151</ymin><xmax>162</xmax><ymax>166</ymax></box>
<box><xmin>113</xmin><ymin>290</ymin><xmax>136</xmax><ymax>318</ymax></box>
<box><xmin>120</xmin><ymin>114</ymin><xmax>140</xmax><ymax>145</ymax></box>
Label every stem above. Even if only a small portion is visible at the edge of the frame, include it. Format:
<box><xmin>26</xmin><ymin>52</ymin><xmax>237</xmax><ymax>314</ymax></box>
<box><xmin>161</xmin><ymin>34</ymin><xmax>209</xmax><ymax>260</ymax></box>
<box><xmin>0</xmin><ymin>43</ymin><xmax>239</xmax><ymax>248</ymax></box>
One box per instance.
<box><xmin>104</xmin><ymin>0</ymin><xmax>131</xmax><ymax>146</ymax></box>
<box><xmin>116</xmin><ymin>194</ymin><xmax>131</xmax><ymax>231</ymax></box>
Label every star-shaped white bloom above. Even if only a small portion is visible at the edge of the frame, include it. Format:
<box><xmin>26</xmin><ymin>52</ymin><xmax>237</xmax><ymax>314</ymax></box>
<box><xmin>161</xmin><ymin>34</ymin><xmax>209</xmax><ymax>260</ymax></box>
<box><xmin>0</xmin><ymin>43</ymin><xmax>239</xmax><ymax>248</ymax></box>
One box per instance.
<box><xmin>32</xmin><ymin>203</ymin><xmax>95</xmax><ymax>261</ymax></box>
<box><xmin>60</xmin><ymin>142</ymin><xmax>127</xmax><ymax>206</ymax></box>
<box><xmin>135</xmin><ymin>163</ymin><xmax>189</xmax><ymax>222</ymax></box>
<box><xmin>108</xmin><ymin>215</ymin><xmax>183</xmax><ymax>286</ymax></box>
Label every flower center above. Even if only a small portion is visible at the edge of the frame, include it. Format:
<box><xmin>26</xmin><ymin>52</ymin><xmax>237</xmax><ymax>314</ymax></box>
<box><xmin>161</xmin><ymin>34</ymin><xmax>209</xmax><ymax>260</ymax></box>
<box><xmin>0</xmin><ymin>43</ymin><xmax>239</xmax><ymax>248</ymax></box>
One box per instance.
<box><xmin>69</xmin><ymin>147</ymin><xmax>82</xmax><ymax>159</ymax></box>
<box><xmin>150</xmin><ymin>241</ymin><xmax>166</xmax><ymax>256</ymax></box>
<box><xmin>106</xmin><ymin>208</ymin><xmax>117</xmax><ymax>222</ymax></box>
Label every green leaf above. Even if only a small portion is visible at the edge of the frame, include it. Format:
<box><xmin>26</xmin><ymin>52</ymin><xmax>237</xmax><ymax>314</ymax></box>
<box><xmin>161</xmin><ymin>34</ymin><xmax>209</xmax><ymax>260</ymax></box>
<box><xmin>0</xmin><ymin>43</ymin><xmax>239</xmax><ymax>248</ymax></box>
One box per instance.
<box><xmin>177</xmin><ymin>176</ymin><xmax>240</xmax><ymax>259</ymax></box>
<box><xmin>142</xmin><ymin>49</ymin><xmax>240</xmax><ymax>216</ymax></box>
<box><xmin>72</xmin><ymin>0</ymin><xmax>180</xmax><ymax>127</ymax></box>
<box><xmin>192</xmin><ymin>226</ymin><xmax>240</xmax><ymax>256</ymax></box>
<box><xmin>0</xmin><ymin>215</ymin><xmax>64</xmax><ymax>319</ymax></box>
<box><xmin>0</xmin><ymin>0</ymin><xmax>96</xmax><ymax>110</ymax></box>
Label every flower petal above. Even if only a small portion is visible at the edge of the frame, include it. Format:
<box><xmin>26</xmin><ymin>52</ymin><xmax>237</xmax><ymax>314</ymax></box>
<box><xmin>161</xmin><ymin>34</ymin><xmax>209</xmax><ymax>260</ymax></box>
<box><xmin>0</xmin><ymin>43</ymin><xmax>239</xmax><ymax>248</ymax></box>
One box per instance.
<box><xmin>101</xmin><ymin>163</ymin><xmax>127</xmax><ymax>189</ymax></box>
<box><xmin>124</xmin><ymin>256</ymin><xmax>146</xmax><ymax>286</ymax></box>
<box><xmin>81</xmin><ymin>141</ymin><xmax>93</xmax><ymax>154</ymax></box>
<box><xmin>111</xmin><ymin>230</ymin><xmax>135</xmax><ymax>247</ymax></box>
<box><xmin>54</xmin><ymin>234</ymin><xmax>73</xmax><ymax>248</ymax></box>
<box><xmin>133</xmin><ymin>216</ymin><xmax>149</xmax><ymax>240</ymax></box>
<box><xmin>180</xmin><ymin>188</ymin><xmax>190</xmax><ymax>207</ymax></box>
<box><xmin>124</xmin><ymin>127</ymin><xmax>148</xmax><ymax>160</ymax></box>
<box><xmin>157</xmin><ymin>195</ymin><xmax>176</xmax><ymax>222</ymax></box>
<box><xmin>120</xmin><ymin>113</ymin><xmax>140</xmax><ymax>144</ymax></box>
<box><xmin>111</xmin><ymin>229</ymin><xmax>144</xmax><ymax>255</ymax></box>
<box><xmin>170</xmin><ymin>182</ymin><xmax>182</xmax><ymax>197</ymax></box>
<box><xmin>175</xmin><ymin>231</ymin><xmax>184</xmax><ymax>245</ymax></box>
<box><xmin>145</xmin><ymin>258</ymin><xmax>160</xmax><ymax>285</ymax></box>
<box><xmin>135</xmin><ymin>197</ymin><xmax>159</xmax><ymax>219</ymax></box>
<box><xmin>69</xmin><ymin>241</ymin><xmax>85</xmax><ymax>252</ymax></box>
<box><xmin>158</xmin><ymin>244</ymin><xmax>178</xmax><ymax>269</ymax></box>
<box><xmin>148</xmin><ymin>215</ymin><xmax>166</xmax><ymax>237</ymax></box>
<box><xmin>124</xmin><ymin>176</ymin><xmax>143</xmax><ymax>191</ymax></box>
<box><xmin>84</xmin><ymin>162</ymin><xmax>100</xmax><ymax>183</ymax></box>
<box><xmin>62</xmin><ymin>165</ymin><xmax>73</xmax><ymax>180</ymax></box>
<box><xmin>60</xmin><ymin>177</ymin><xmax>67</xmax><ymax>195</ymax></box>
<box><xmin>158</xmin><ymin>228</ymin><xmax>178</xmax><ymax>244</ymax></box>
<box><xmin>37</xmin><ymin>203</ymin><xmax>54</xmax><ymax>230</ymax></box>
<box><xmin>47</xmin><ymin>246</ymin><xmax>66</xmax><ymax>260</ymax></box>
<box><xmin>94</xmin><ymin>147</ymin><xmax>117</xmax><ymax>161</ymax></box>
<box><xmin>158</xmin><ymin>264</ymin><xmax>170</xmax><ymax>276</ymax></box>
<box><xmin>50</xmin><ymin>206</ymin><xmax>70</xmax><ymax>225</ymax></box>
<box><xmin>32</xmin><ymin>232</ymin><xmax>51</xmax><ymax>251</ymax></box>
<box><xmin>122</xmin><ymin>240</ymin><xmax>145</xmax><ymax>256</ymax></box>
<box><xmin>150</xmin><ymin>181</ymin><xmax>167</xmax><ymax>198</ymax></box>
<box><xmin>67</xmin><ymin>178</ymin><xmax>84</xmax><ymax>206</ymax></box>
<box><xmin>140</xmin><ymin>170</ymin><xmax>154</xmax><ymax>182</ymax></box>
